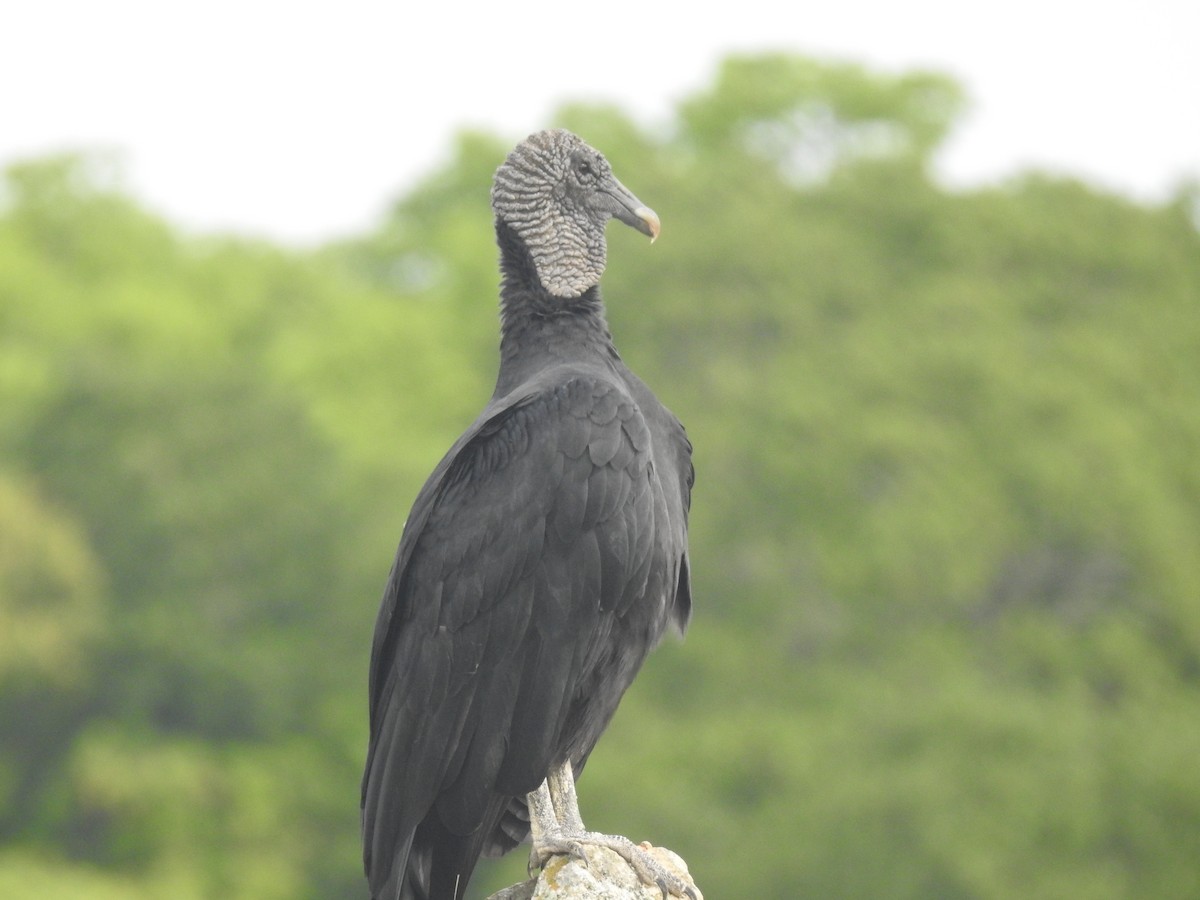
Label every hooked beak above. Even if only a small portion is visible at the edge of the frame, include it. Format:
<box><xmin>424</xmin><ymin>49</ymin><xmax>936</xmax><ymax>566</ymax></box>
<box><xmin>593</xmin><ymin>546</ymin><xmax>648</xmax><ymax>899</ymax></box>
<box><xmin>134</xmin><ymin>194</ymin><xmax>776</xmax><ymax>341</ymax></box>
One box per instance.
<box><xmin>604</xmin><ymin>177</ymin><xmax>661</xmax><ymax>243</ymax></box>
<box><xmin>632</xmin><ymin>204</ymin><xmax>661</xmax><ymax>243</ymax></box>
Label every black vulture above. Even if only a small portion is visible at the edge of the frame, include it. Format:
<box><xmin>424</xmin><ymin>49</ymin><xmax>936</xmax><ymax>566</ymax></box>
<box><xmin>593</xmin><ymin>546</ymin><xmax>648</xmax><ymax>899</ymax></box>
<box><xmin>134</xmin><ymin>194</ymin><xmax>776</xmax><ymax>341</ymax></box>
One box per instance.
<box><xmin>361</xmin><ymin>129</ymin><xmax>696</xmax><ymax>900</ymax></box>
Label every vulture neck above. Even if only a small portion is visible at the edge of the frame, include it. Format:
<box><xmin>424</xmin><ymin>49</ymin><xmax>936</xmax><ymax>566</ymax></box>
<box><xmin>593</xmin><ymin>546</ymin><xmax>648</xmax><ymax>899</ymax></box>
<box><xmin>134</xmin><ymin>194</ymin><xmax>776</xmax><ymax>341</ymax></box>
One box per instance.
<box><xmin>493</xmin><ymin>219</ymin><xmax>621</xmax><ymax>397</ymax></box>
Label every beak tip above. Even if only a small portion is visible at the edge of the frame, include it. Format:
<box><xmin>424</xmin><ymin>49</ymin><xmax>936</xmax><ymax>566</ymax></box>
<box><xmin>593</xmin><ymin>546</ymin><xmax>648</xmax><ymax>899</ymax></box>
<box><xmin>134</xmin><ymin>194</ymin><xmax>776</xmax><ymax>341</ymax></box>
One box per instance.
<box><xmin>636</xmin><ymin>206</ymin><xmax>661</xmax><ymax>243</ymax></box>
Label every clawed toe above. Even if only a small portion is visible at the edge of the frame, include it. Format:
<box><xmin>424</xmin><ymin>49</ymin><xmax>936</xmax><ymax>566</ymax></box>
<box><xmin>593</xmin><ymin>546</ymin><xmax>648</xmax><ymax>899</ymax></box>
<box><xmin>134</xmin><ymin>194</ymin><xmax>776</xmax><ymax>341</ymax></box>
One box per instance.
<box><xmin>525</xmin><ymin>774</ymin><xmax>698</xmax><ymax>898</ymax></box>
<box><xmin>530</xmin><ymin>830</ymin><xmax>698</xmax><ymax>898</ymax></box>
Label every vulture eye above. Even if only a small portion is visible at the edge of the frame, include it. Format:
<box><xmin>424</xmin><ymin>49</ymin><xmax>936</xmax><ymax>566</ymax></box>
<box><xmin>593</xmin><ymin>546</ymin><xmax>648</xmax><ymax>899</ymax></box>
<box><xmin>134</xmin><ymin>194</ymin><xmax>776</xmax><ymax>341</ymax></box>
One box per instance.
<box><xmin>576</xmin><ymin>160</ymin><xmax>594</xmax><ymax>178</ymax></box>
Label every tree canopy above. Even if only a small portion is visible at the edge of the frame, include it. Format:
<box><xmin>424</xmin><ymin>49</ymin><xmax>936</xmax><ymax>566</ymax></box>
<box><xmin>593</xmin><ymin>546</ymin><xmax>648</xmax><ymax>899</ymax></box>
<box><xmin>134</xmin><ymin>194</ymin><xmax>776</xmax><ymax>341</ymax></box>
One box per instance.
<box><xmin>2</xmin><ymin>53</ymin><xmax>1198</xmax><ymax>899</ymax></box>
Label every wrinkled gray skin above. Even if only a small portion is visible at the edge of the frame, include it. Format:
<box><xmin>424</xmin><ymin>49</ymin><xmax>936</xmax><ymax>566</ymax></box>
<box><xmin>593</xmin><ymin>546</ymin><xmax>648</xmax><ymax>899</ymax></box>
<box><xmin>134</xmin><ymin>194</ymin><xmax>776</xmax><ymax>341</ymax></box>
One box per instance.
<box><xmin>491</xmin><ymin>129</ymin><xmax>660</xmax><ymax>298</ymax></box>
<box><xmin>362</xmin><ymin>129</ymin><xmax>694</xmax><ymax>900</ymax></box>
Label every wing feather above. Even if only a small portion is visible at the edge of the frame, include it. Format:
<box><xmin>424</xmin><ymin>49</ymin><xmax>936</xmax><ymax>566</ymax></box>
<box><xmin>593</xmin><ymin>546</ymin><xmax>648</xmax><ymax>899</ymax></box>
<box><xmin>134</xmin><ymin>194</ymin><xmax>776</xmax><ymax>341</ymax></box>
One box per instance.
<box><xmin>362</xmin><ymin>373</ymin><xmax>672</xmax><ymax>897</ymax></box>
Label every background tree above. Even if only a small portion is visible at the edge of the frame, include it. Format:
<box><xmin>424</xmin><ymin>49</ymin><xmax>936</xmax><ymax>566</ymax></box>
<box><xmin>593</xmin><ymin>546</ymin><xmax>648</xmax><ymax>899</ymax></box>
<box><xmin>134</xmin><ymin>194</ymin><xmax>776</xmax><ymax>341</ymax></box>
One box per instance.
<box><xmin>1</xmin><ymin>53</ymin><xmax>1198</xmax><ymax>899</ymax></box>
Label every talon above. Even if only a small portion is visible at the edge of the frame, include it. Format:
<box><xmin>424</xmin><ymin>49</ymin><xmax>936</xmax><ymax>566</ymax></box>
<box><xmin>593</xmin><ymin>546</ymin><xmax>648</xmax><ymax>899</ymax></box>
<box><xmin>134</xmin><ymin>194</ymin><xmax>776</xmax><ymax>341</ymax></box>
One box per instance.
<box><xmin>527</xmin><ymin>845</ymin><xmax>548</xmax><ymax>877</ymax></box>
<box><xmin>526</xmin><ymin>820</ymin><xmax>698</xmax><ymax>898</ymax></box>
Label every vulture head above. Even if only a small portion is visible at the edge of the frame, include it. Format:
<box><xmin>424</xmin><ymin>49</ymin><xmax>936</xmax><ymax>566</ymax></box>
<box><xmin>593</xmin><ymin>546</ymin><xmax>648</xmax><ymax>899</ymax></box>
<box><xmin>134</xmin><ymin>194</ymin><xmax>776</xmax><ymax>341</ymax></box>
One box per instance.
<box><xmin>491</xmin><ymin>129</ymin><xmax>660</xmax><ymax>299</ymax></box>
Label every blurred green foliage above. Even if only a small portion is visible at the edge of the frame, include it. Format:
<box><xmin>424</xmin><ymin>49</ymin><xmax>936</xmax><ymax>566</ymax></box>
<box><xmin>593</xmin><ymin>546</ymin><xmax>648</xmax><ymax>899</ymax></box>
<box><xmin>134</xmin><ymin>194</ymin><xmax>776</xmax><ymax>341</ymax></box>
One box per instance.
<box><xmin>2</xmin><ymin>53</ymin><xmax>1199</xmax><ymax>898</ymax></box>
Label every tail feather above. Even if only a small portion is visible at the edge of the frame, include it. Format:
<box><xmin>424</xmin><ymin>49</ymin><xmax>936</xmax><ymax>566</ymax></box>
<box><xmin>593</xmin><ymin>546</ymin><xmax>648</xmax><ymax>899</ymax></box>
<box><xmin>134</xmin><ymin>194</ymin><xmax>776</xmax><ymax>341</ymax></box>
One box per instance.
<box><xmin>429</xmin><ymin>793</ymin><xmax>515</xmax><ymax>900</ymax></box>
<box><xmin>369</xmin><ymin>797</ymin><xmax>520</xmax><ymax>900</ymax></box>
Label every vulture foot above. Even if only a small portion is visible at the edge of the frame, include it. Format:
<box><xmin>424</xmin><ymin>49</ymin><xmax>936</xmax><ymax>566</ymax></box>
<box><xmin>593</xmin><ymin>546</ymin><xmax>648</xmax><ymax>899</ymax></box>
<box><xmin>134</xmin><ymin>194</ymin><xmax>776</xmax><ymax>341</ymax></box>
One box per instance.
<box><xmin>528</xmin><ymin>830</ymin><xmax>700</xmax><ymax>899</ymax></box>
<box><xmin>527</xmin><ymin>761</ymin><xmax>701</xmax><ymax>899</ymax></box>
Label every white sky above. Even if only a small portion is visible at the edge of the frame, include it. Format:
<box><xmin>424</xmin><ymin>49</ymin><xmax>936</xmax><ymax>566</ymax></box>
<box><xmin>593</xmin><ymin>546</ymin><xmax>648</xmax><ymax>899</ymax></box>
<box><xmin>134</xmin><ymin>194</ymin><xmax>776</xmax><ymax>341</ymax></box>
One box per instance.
<box><xmin>3</xmin><ymin>0</ymin><xmax>1197</xmax><ymax>244</ymax></box>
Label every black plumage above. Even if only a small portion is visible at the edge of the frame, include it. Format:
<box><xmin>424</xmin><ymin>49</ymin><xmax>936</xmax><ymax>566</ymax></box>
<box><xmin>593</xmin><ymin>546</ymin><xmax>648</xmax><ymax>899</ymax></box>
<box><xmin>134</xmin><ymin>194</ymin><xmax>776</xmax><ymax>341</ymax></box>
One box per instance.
<box><xmin>361</xmin><ymin>129</ymin><xmax>695</xmax><ymax>900</ymax></box>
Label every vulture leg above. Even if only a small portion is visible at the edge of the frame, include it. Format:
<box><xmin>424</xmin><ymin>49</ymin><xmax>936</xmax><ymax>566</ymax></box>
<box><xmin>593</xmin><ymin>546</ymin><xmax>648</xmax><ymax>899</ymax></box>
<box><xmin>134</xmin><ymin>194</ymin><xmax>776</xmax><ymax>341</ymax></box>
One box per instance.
<box><xmin>526</xmin><ymin>761</ymin><xmax>701</xmax><ymax>899</ymax></box>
